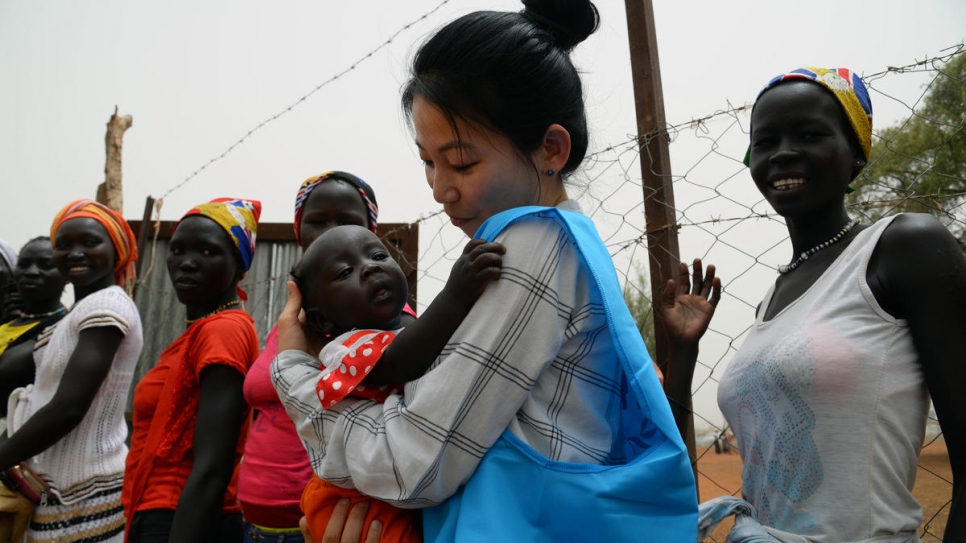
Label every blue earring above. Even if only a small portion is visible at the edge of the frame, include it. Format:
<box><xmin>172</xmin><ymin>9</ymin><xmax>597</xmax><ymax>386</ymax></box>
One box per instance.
<box><xmin>546</xmin><ymin>169</ymin><xmax>555</xmax><ymax>176</ymax></box>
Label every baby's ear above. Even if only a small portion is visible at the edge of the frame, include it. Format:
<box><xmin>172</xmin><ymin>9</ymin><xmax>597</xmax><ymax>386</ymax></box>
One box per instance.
<box><xmin>304</xmin><ymin>308</ymin><xmax>335</xmax><ymax>336</ymax></box>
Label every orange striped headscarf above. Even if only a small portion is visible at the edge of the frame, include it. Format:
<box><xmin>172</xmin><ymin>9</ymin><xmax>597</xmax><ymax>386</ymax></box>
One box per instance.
<box><xmin>50</xmin><ymin>199</ymin><xmax>138</xmax><ymax>292</ymax></box>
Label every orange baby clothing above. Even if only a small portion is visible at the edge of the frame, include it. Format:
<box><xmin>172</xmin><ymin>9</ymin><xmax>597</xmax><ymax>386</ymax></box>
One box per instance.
<box><xmin>301</xmin><ymin>475</ymin><xmax>421</xmax><ymax>543</ymax></box>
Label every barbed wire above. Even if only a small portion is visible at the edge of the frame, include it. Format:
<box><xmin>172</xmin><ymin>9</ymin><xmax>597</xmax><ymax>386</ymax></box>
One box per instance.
<box><xmin>134</xmin><ymin>0</ymin><xmax>454</xmax><ymax>287</ymax></box>
<box><xmin>155</xmin><ymin>0</ymin><xmax>453</xmax><ymax>202</ymax></box>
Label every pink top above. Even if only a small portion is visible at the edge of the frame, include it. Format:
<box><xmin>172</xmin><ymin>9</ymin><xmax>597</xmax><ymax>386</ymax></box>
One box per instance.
<box><xmin>237</xmin><ymin>326</ymin><xmax>313</xmax><ymax>528</ymax></box>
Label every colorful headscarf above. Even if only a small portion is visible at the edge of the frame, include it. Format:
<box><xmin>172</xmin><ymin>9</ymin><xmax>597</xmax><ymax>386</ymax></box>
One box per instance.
<box><xmin>50</xmin><ymin>199</ymin><xmax>139</xmax><ymax>292</ymax></box>
<box><xmin>293</xmin><ymin>171</ymin><xmax>379</xmax><ymax>246</ymax></box>
<box><xmin>177</xmin><ymin>198</ymin><xmax>261</xmax><ymax>301</ymax></box>
<box><xmin>744</xmin><ymin>67</ymin><xmax>873</xmax><ymax>170</ymax></box>
<box><xmin>0</xmin><ymin>240</ymin><xmax>17</xmax><ymax>274</ymax></box>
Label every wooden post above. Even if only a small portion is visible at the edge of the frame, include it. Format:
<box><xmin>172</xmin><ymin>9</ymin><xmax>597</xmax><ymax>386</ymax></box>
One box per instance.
<box><xmin>624</xmin><ymin>0</ymin><xmax>697</xmax><ymax>483</ymax></box>
<box><xmin>97</xmin><ymin>106</ymin><xmax>133</xmax><ymax>214</ymax></box>
<box><xmin>131</xmin><ymin>196</ymin><xmax>156</xmax><ymax>300</ymax></box>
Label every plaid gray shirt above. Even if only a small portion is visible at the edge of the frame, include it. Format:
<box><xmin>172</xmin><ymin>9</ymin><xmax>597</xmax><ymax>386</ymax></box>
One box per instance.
<box><xmin>273</xmin><ymin>207</ymin><xmax>627</xmax><ymax>507</ymax></box>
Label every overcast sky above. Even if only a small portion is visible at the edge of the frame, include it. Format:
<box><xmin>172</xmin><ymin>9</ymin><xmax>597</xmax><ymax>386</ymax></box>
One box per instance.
<box><xmin>2</xmin><ymin>0</ymin><xmax>963</xmax><ymax>247</ymax></box>
<box><xmin>2</xmin><ymin>0</ymin><xmax>963</xmax><ymax>428</ymax></box>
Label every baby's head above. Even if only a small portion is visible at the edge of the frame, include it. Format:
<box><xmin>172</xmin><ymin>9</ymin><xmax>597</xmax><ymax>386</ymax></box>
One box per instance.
<box><xmin>292</xmin><ymin>225</ymin><xmax>408</xmax><ymax>338</ymax></box>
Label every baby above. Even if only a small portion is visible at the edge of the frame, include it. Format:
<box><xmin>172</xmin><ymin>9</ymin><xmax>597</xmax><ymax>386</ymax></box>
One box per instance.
<box><xmin>276</xmin><ymin>224</ymin><xmax>503</xmax><ymax>542</ymax></box>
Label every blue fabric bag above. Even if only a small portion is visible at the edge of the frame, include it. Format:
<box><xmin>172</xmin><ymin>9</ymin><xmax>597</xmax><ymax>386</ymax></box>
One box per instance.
<box><xmin>423</xmin><ymin>206</ymin><xmax>698</xmax><ymax>543</ymax></box>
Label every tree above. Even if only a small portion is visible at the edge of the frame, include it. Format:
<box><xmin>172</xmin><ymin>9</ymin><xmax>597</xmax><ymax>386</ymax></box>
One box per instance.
<box><xmin>849</xmin><ymin>52</ymin><xmax>966</xmax><ymax>248</ymax></box>
<box><xmin>623</xmin><ymin>263</ymin><xmax>657</xmax><ymax>359</ymax></box>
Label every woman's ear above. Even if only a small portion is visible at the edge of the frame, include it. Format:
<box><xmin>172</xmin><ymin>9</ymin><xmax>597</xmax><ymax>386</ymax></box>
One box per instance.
<box><xmin>850</xmin><ymin>152</ymin><xmax>867</xmax><ymax>181</ymax></box>
<box><xmin>234</xmin><ymin>254</ymin><xmax>246</xmax><ymax>283</ymax></box>
<box><xmin>537</xmin><ymin>124</ymin><xmax>572</xmax><ymax>176</ymax></box>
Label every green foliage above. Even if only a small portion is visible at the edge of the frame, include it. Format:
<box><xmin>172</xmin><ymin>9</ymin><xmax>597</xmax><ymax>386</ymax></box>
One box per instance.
<box><xmin>623</xmin><ymin>264</ymin><xmax>657</xmax><ymax>359</ymax></box>
<box><xmin>849</xmin><ymin>52</ymin><xmax>966</xmax><ymax>248</ymax></box>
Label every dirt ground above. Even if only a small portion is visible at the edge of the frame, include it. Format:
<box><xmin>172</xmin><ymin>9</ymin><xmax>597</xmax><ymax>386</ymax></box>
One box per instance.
<box><xmin>695</xmin><ymin>439</ymin><xmax>952</xmax><ymax>542</ymax></box>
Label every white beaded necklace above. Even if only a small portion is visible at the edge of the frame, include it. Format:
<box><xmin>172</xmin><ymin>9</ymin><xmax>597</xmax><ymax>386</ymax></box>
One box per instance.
<box><xmin>778</xmin><ymin>220</ymin><xmax>858</xmax><ymax>274</ymax></box>
<box><xmin>19</xmin><ymin>306</ymin><xmax>67</xmax><ymax>319</ymax></box>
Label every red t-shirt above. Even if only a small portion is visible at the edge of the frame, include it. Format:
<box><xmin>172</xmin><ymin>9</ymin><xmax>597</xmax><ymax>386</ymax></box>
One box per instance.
<box><xmin>123</xmin><ymin>310</ymin><xmax>258</xmax><ymax>516</ymax></box>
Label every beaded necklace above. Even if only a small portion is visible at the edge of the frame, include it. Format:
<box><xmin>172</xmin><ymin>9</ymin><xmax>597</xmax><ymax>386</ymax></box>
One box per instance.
<box><xmin>184</xmin><ymin>300</ymin><xmax>241</xmax><ymax>325</ymax></box>
<box><xmin>19</xmin><ymin>306</ymin><xmax>67</xmax><ymax>320</ymax></box>
<box><xmin>779</xmin><ymin>220</ymin><xmax>858</xmax><ymax>274</ymax></box>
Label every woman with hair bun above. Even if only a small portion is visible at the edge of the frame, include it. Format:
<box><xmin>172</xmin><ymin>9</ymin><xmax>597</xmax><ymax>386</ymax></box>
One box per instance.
<box><xmin>275</xmin><ymin>1</ymin><xmax>698</xmax><ymax>542</ymax></box>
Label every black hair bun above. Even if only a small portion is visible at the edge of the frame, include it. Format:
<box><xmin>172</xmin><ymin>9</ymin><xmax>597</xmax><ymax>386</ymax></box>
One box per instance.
<box><xmin>522</xmin><ymin>0</ymin><xmax>600</xmax><ymax>51</ymax></box>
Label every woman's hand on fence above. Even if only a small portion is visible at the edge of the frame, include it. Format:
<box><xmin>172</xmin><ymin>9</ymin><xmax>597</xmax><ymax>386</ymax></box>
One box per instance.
<box><xmin>661</xmin><ymin>259</ymin><xmax>721</xmax><ymax>344</ymax></box>
<box><xmin>661</xmin><ymin>258</ymin><xmax>721</xmax><ymax>440</ymax></box>
<box><xmin>277</xmin><ymin>281</ymin><xmax>309</xmax><ymax>354</ymax></box>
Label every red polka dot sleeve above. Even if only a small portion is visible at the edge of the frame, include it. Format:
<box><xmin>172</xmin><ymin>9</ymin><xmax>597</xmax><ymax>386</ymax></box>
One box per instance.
<box><xmin>315</xmin><ymin>329</ymin><xmax>401</xmax><ymax>409</ymax></box>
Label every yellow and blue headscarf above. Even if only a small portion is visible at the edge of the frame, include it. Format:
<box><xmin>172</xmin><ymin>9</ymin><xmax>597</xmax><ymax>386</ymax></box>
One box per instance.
<box><xmin>50</xmin><ymin>199</ymin><xmax>139</xmax><ymax>292</ymax></box>
<box><xmin>745</xmin><ymin>67</ymin><xmax>873</xmax><ymax>170</ymax></box>
<box><xmin>293</xmin><ymin>171</ymin><xmax>378</xmax><ymax>246</ymax></box>
<box><xmin>178</xmin><ymin>198</ymin><xmax>261</xmax><ymax>300</ymax></box>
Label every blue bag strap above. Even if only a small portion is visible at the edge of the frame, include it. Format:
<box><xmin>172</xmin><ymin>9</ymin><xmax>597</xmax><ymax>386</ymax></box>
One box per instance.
<box><xmin>475</xmin><ymin>205</ymin><xmax>683</xmax><ymax>449</ymax></box>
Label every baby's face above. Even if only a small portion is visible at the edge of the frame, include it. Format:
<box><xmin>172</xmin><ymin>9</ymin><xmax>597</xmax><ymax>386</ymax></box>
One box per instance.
<box><xmin>301</xmin><ymin>225</ymin><xmax>408</xmax><ymax>335</ymax></box>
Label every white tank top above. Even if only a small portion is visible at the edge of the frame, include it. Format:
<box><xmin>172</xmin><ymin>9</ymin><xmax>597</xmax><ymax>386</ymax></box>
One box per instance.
<box><xmin>718</xmin><ymin>215</ymin><xmax>927</xmax><ymax>541</ymax></box>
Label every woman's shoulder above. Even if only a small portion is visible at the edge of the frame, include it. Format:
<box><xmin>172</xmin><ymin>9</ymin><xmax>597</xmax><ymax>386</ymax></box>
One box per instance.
<box><xmin>196</xmin><ymin>309</ymin><xmax>256</xmax><ymax>337</ymax></box>
<box><xmin>495</xmin><ymin>204</ymin><xmax>585</xmax><ymax>242</ymax></box>
<box><xmin>876</xmin><ymin>213</ymin><xmax>959</xmax><ymax>259</ymax></box>
<box><xmin>76</xmin><ymin>285</ymin><xmax>136</xmax><ymax>309</ymax></box>
<box><xmin>71</xmin><ymin>285</ymin><xmax>139</xmax><ymax>326</ymax></box>
<box><xmin>194</xmin><ymin>310</ymin><xmax>259</xmax><ymax>351</ymax></box>
<box><xmin>78</xmin><ymin>285</ymin><xmax>134</xmax><ymax>305</ymax></box>
<box><xmin>494</xmin><ymin>211</ymin><xmax>582</xmax><ymax>266</ymax></box>
<box><xmin>872</xmin><ymin>212</ymin><xmax>964</xmax><ymax>291</ymax></box>
<box><xmin>209</xmin><ymin>307</ymin><xmax>255</xmax><ymax>325</ymax></box>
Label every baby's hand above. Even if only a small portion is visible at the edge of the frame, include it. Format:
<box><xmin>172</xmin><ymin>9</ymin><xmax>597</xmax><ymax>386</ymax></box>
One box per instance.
<box><xmin>442</xmin><ymin>239</ymin><xmax>505</xmax><ymax>308</ymax></box>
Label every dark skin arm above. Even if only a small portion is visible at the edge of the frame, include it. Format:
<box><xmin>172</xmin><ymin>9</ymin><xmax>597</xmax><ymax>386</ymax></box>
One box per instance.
<box><xmin>0</xmin><ymin>341</ymin><xmax>37</xmax><ymax>418</ymax></box>
<box><xmin>868</xmin><ymin>214</ymin><xmax>966</xmax><ymax>542</ymax></box>
<box><xmin>363</xmin><ymin>239</ymin><xmax>504</xmax><ymax>384</ymax></box>
<box><xmin>0</xmin><ymin>326</ymin><xmax>123</xmax><ymax>470</ymax></box>
<box><xmin>168</xmin><ymin>364</ymin><xmax>247</xmax><ymax>543</ymax></box>
<box><xmin>659</xmin><ymin>259</ymin><xmax>721</xmax><ymax>443</ymax></box>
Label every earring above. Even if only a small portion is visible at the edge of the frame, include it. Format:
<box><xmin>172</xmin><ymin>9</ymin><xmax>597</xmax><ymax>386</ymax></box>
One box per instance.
<box><xmin>546</xmin><ymin>169</ymin><xmax>555</xmax><ymax>176</ymax></box>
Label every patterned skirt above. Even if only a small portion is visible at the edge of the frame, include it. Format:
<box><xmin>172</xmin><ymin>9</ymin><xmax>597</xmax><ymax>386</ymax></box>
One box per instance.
<box><xmin>27</xmin><ymin>484</ymin><xmax>125</xmax><ymax>543</ymax></box>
